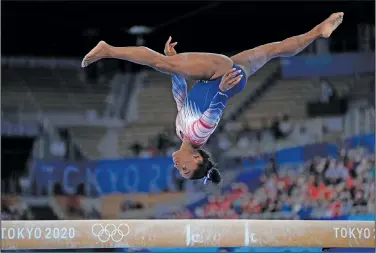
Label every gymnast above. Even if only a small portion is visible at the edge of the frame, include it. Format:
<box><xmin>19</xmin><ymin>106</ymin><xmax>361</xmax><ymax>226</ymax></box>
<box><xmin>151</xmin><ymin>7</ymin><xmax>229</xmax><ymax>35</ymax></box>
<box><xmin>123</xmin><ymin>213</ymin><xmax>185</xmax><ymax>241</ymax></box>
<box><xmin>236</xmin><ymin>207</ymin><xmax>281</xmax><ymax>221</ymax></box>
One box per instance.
<box><xmin>82</xmin><ymin>13</ymin><xmax>343</xmax><ymax>185</ymax></box>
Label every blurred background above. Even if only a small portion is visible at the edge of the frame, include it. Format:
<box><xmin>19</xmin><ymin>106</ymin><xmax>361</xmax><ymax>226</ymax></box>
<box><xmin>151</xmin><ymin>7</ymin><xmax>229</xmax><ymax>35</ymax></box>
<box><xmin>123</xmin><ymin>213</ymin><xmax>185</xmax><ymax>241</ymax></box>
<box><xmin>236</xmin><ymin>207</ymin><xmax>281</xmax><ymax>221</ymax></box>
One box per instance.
<box><xmin>1</xmin><ymin>1</ymin><xmax>375</xmax><ymax>252</ymax></box>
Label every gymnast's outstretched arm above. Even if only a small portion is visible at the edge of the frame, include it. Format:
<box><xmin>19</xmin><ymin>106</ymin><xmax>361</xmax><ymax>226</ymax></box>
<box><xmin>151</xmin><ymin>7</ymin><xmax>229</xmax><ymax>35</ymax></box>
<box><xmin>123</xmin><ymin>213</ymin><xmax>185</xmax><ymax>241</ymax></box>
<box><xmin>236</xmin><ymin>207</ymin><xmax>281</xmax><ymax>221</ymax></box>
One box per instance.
<box><xmin>164</xmin><ymin>37</ymin><xmax>188</xmax><ymax>111</ymax></box>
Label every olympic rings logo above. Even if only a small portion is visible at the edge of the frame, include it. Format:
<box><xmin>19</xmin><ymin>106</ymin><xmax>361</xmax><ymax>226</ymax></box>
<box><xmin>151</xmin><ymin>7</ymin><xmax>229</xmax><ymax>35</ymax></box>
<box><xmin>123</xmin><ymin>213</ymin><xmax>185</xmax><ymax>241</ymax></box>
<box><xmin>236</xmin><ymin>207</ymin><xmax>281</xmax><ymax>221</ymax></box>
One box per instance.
<box><xmin>91</xmin><ymin>224</ymin><xmax>130</xmax><ymax>243</ymax></box>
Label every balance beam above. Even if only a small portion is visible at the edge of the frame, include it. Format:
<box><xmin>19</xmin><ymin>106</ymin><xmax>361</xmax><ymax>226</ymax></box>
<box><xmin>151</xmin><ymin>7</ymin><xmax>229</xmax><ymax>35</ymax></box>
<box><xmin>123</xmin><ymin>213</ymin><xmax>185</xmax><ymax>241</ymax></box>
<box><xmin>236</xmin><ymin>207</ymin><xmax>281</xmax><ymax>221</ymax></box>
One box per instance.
<box><xmin>1</xmin><ymin>220</ymin><xmax>375</xmax><ymax>249</ymax></box>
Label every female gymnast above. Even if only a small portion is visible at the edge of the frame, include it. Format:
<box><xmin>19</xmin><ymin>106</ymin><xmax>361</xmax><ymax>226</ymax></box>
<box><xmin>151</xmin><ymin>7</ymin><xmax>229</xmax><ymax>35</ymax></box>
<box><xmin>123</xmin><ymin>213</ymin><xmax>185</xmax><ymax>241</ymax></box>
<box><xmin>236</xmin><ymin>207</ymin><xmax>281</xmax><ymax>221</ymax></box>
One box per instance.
<box><xmin>82</xmin><ymin>13</ymin><xmax>343</xmax><ymax>185</ymax></box>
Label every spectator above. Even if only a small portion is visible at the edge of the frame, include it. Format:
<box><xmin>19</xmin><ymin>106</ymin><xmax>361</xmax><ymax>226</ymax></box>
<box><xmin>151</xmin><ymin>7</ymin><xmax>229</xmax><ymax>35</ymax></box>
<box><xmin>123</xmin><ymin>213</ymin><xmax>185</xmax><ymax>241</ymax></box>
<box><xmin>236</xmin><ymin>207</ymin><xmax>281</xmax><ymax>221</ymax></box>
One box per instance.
<box><xmin>324</xmin><ymin>160</ymin><xmax>348</xmax><ymax>184</ymax></box>
<box><xmin>320</xmin><ymin>79</ymin><xmax>333</xmax><ymax>103</ymax></box>
<box><xmin>271</xmin><ymin>117</ymin><xmax>283</xmax><ymax>139</ymax></box>
<box><xmin>278</xmin><ymin>114</ymin><xmax>294</xmax><ymax>138</ymax></box>
<box><xmin>130</xmin><ymin>142</ymin><xmax>143</xmax><ymax>157</ymax></box>
<box><xmin>265</xmin><ymin>157</ymin><xmax>277</xmax><ymax>176</ymax></box>
<box><xmin>353</xmin><ymin>190</ymin><xmax>367</xmax><ymax>207</ymax></box>
<box><xmin>181</xmin><ymin>144</ymin><xmax>374</xmax><ymax>221</ymax></box>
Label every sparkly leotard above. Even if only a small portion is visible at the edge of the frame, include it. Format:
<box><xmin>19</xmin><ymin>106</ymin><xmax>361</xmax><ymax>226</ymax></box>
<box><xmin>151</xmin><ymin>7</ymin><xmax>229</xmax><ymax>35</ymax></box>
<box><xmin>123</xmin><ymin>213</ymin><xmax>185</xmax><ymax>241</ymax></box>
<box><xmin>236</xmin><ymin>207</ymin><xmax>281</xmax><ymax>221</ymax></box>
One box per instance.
<box><xmin>172</xmin><ymin>64</ymin><xmax>247</xmax><ymax>146</ymax></box>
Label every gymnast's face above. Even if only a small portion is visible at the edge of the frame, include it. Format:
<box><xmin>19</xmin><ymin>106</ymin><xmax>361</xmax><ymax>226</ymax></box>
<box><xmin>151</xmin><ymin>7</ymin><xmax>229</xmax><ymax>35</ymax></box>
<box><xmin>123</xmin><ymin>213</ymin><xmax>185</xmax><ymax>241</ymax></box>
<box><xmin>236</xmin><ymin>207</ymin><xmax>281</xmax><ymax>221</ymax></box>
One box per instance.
<box><xmin>172</xmin><ymin>150</ymin><xmax>203</xmax><ymax>179</ymax></box>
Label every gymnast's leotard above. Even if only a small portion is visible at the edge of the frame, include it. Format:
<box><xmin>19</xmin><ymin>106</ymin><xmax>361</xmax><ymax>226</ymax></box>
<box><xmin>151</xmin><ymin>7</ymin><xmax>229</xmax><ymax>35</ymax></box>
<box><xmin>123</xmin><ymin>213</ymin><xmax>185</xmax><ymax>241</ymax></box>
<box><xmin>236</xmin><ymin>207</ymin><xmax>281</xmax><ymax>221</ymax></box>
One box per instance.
<box><xmin>172</xmin><ymin>64</ymin><xmax>247</xmax><ymax>147</ymax></box>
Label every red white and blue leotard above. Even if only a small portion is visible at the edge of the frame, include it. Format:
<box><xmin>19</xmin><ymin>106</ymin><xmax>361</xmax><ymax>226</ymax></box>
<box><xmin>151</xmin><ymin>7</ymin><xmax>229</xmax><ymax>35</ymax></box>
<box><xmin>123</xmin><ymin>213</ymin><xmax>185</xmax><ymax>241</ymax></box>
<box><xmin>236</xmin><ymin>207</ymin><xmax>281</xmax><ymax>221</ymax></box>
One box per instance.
<box><xmin>172</xmin><ymin>64</ymin><xmax>247</xmax><ymax>147</ymax></box>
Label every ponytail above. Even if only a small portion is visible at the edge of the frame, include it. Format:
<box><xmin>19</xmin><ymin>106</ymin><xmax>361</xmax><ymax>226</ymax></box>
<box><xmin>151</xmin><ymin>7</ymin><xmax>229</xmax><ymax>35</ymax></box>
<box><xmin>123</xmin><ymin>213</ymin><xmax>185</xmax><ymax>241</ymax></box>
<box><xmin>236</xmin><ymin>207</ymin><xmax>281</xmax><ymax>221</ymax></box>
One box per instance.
<box><xmin>190</xmin><ymin>149</ymin><xmax>222</xmax><ymax>185</ymax></box>
<box><xmin>203</xmin><ymin>167</ymin><xmax>222</xmax><ymax>185</ymax></box>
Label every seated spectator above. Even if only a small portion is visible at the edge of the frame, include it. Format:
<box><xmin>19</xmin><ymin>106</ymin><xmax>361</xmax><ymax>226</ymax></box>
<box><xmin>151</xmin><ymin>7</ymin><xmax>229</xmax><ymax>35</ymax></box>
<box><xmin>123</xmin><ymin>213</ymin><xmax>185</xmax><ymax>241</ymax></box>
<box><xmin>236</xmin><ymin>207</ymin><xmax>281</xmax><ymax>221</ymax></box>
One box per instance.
<box><xmin>320</xmin><ymin>79</ymin><xmax>335</xmax><ymax>103</ymax></box>
<box><xmin>156</xmin><ymin>143</ymin><xmax>374</xmax><ymax>222</ymax></box>
<box><xmin>130</xmin><ymin>142</ymin><xmax>143</xmax><ymax>157</ymax></box>
<box><xmin>306</xmin><ymin>175</ymin><xmax>326</xmax><ymax>200</ymax></box>
<box><xmin>278</xmin><ymin>114</ymin><xmax>294</xmax><ymax>138</ymax></box>
<box><xmin>324</xmin><ymin>160</ymin><xmax>348</xmax><ymax>184</ymax></box>
<box><xmin>353</xmin><ymin>190</ymin><xmax>367</xmax><ymax>207</ymax></box>
<box><xmin>265</xmin><ymin>157</ymin><xmax>277</xmax><ymax>176</ymax></box>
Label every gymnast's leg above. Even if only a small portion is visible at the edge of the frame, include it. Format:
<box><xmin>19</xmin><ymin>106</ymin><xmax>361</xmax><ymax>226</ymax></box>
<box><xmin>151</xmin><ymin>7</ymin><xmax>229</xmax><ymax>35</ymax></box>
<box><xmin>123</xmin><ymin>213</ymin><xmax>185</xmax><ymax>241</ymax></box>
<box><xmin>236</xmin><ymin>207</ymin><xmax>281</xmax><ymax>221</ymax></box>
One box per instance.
<box><xmin>231</xmin><ymin>12</ymin><xmax>344</xmax><ymax>78</ymax></box>
<box><xmin>81</xmin><ymin>41</ymin><xmax>233</xmax><ymax>80</ymax></box>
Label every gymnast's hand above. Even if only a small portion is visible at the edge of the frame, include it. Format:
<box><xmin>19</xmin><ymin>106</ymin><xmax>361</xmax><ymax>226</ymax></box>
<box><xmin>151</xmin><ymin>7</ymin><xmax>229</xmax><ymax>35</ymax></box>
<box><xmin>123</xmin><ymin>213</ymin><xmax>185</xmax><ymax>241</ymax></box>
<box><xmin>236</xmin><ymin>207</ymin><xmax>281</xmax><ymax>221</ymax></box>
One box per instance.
<box><xmin>219</xmin><ymin>68</ymin><xmax>243</xmax><ymax>92</ymax></box>
<box><xmin>164</xmin><ymin>36</ymin><xmax>178</xmax><ymax>56</ymax></box>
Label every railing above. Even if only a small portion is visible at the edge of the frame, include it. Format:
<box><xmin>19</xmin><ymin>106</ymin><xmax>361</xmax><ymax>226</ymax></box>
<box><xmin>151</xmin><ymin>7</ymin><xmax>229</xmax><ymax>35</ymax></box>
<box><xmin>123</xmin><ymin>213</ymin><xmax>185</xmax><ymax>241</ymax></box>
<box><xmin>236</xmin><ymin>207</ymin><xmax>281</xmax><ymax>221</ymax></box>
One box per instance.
<box><xmin>104</xmin><ymin>73</ymin><xmax>130</xmax><ymax>119</ymax></box>
<box><xmin>344</xmin><ymin>105</ymin><xmax>375</xmax><ymax>137</ymax></box>
<box><xmin>14</xmin><ymin>75</ymin><xmax>66</xmax><ymax>160</ymax></box>
<box><xmin>103</xmin><ymin>71</ymin><xmax>148</xmax><ymax>122</ymax></box>
<box><xmin>124</xmin><ymin>71</ymin><xmax>148</xmax><ymax>123</ymax></box>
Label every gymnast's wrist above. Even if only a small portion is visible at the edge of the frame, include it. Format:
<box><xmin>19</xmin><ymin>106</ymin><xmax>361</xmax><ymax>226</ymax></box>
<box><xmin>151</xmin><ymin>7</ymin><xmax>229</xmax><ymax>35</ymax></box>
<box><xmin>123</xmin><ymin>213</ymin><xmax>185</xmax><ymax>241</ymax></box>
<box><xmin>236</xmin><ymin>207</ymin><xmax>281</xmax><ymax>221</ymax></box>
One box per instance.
<box><xmin>218</xmin><ymin>85</ymin><xmax>227</xmax><ymax>93</ymax></box>
<box><xmin>217</xmin><ymin>90</ymin><xmax>228</xmax><ymax>98</ymax></box>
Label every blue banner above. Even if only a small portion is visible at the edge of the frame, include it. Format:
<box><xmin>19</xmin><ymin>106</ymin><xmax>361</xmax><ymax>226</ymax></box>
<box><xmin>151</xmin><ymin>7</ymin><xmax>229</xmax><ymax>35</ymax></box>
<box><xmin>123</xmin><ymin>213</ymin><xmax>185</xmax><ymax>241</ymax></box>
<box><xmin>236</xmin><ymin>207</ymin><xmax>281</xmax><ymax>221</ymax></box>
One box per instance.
<box><xmin>30</xmin><ymin>134</ymin><xmax>374</xmax><ymax>195</ymax></box>
<box><xmin>272</xmin><ymin>134</ymin><xmax>374</xmax><ymax>166</ymax></box>
<box><xmin>344</xmin><ymin>134</ymin><xmax>375</xmax><ymax>152</ymax></box>
<box><xmin>281</xmin><ymin>52</ymin><xmax>374</xmax><ymax>78</ymax></box>
<box><xmin>30</xmin><ymin>157</ymin><xmax>175</xmax><ymax>196</ymax></box>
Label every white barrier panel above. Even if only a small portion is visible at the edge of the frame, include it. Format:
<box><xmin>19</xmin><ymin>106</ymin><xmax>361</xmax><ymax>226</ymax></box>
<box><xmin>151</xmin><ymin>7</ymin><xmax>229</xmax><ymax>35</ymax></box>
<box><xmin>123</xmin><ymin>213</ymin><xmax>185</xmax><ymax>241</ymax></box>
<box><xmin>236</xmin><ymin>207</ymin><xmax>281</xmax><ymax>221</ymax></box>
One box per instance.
<box><xmin>1</xmin><ymin>220</ymin><xmax>375</xmax><ymax>249</ymax></box>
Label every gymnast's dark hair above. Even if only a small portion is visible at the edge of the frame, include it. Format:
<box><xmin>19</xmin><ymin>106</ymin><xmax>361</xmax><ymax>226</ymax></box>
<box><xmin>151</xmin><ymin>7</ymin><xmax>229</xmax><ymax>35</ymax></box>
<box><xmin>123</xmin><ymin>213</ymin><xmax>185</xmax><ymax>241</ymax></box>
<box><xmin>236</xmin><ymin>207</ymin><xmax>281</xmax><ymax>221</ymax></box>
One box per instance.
<box><xmin>190</xmin><ymin>149</ymin><xmax>222</xmax><ymax>185</ymax></box>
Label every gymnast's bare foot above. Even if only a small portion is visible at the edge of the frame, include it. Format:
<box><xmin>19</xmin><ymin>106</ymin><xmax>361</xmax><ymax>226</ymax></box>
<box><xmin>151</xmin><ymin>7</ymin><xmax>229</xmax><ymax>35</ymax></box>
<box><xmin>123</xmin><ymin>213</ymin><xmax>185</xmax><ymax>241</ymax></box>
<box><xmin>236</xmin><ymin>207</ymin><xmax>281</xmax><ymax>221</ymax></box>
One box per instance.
<box><xmin>81</xmin><ymin>41</ymin><xmax>110</xmax><ymax>68</ymax></box>
<box><xmin>317</xmin><ymin>12</ymin><xmax>344</xmax><ymax>38</ymax></box>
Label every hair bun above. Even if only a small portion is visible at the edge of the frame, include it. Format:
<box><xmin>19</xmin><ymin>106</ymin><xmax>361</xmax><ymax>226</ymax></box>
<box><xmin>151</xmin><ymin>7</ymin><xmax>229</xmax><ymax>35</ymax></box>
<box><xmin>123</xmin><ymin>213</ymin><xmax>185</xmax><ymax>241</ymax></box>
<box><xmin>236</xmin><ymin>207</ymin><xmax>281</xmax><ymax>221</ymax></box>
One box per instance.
<box><xmin>208</xmin><ymin>168</ymin><xmax>221</xmax><ymax>185</ymax></box>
